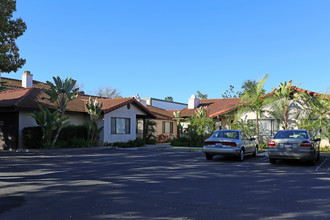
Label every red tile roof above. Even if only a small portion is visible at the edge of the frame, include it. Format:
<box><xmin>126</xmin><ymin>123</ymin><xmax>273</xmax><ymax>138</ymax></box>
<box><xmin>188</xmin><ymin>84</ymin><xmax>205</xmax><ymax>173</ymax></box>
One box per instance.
<box><xmin>1</xmin><ymin>77</ymin><xmax>50</xmax><ymax>90</ymax></box>
<box><xmin>181</xmin><ymin>98</ymin><xmax>241</xmax><ymax>118</ymax></box>
<box><xmin>146</xmin><ymin>105</ymin><xmax>176</xmax><ymax>120</ymax></box>
<box><xmin>0</xmin><ymin>88</ymin><xmax>156</xmax><ymax>118</ymax></box>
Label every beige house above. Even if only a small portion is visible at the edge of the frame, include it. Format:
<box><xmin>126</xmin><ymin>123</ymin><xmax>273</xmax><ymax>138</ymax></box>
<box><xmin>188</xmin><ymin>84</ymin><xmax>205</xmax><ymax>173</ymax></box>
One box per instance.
<box><xmin>145</xmin><ymin>105</ymin><xmax>178</xmax><ymax>142</ymax></box>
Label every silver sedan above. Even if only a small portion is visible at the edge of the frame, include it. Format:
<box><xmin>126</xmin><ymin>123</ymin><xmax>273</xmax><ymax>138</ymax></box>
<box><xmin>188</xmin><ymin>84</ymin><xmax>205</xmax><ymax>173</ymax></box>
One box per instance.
<box><xmin>268</xmin><ymin>130</ymin><xmax>321</xmax><ymax>165</ymax></box>
<box><xmin>203</xmin><ymin>130</ymin><xmax>258</xmax><ymax>161</ymax></box>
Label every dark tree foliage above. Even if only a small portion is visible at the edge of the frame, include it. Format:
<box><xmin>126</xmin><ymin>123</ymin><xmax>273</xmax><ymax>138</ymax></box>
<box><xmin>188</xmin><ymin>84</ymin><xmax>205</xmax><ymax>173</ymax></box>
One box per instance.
<box><xmin>196</xmin><ymin>90</ymin><xmax>208</xmax><ymax>99</ymax></box>
<box><xmin>240</xmin><ymin>80</ymin><xmax>266</xmax><ymax>97</ymax></box>
<box><xmin>0</xmin><ymin>0</ymin><xmax>26</xmax><ymax>73</ymax></box>
<box><xmin>165</xmin><ymin>96</ymin><xmax>173</xmax><ymax>101</ymax></box>
<box><xmin>221</xmin><ymin>85</ymin><xmax>239</xmax><ymax>98</ymax></box>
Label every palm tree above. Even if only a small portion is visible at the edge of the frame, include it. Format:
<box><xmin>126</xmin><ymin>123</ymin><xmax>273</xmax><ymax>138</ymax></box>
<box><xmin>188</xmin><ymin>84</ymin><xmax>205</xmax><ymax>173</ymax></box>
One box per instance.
<box><xmin>268</xmin><ymin>80</ymin><xmax>302</xmax><ymax>130</ymax></box>
<box><xmin>43</xmin><ymin>76</ymin><xmax>79</xmax><ymax>147</ymax></box>
<box><xmin>239</xmin><ymin>74</ymin><xmax>269</xmax><ymax>144</ymax></box>
<box><xmin>86</xmin><ymin>97</ymin><xmax>103</xmax><ymax>144</ymax></box>
<box><xmin>298</xmin><ymin>93</ymin><xmax>330</xmax><ymax>138</ymax></box>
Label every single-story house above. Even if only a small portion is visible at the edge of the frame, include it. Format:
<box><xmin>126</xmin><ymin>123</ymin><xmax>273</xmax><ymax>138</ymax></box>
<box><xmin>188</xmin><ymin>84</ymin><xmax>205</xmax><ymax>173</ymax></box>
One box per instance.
<box><xmin>180</xmin><ymin>89</ymin><xmax>329</xmax><ymax>147</ymax></box>
<box><xmin>180</xmin><ymin>95</ymin><xmax>241</xmax><ymax>130</ymax></box>
<box><xmin>0</xmin><ymin>87</ymin><xmax>155</xmax><ymax>150</ymax></box>
<box><xmin>145</xmin><ymin>105</ymin><xmax>178</xmax><ymax>142</ymax></box>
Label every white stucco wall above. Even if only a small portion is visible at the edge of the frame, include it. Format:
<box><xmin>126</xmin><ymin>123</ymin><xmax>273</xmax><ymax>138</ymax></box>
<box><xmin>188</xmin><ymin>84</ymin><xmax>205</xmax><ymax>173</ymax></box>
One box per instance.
<box><xmin>103</xmin><ymin>104</ymin><xmax>146</xmax><ymax>143</ymax></box>
<box><xmin>18</xmin><ymin>111</ymin><xmax>38</xmax><ymax>147</ymax></box>
<box><xmin>142</xmin><ymin>98</ymin><xmax>187</xmax><ymax>110</ymax></box>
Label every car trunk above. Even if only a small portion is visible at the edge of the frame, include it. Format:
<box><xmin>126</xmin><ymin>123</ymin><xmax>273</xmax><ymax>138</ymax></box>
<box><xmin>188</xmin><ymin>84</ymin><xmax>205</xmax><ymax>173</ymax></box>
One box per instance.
<box><xmin>273</xmin><ymin>138</ymin><xmax>305</xmax><ymax>150</ymax></box>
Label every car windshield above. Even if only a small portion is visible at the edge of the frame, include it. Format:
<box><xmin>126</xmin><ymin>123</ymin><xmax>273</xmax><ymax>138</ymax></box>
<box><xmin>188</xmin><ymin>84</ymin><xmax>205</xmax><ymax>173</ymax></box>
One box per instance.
<box><xmin>274</xmin><ymin>130</ymin><xmax>308</xmax><ymax>139</ymax></box>
<box><xmin>211</xmin><ymin>131</ymin><xmax>239</xmax><ymax>139</ymax></box>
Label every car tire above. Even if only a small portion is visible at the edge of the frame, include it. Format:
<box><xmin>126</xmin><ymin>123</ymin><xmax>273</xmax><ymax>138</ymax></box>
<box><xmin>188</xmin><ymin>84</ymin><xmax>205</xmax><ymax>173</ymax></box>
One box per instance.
<box><xmin>205</xmin><ymin>154</ymin><xmax>213</xmax><ymax>160</ymax></box>
<box><xmin>269</xmin><ymin>158</ymin><xmax>276</xmax><ymax>164</ymax></box>
<box><xmin>238</xmin><ymin>149</ymin><xmax>244</xmax><ymax>161</ymax></box>
<box><xmin>252</xmin><ymin>146</ymin><xmax>258</xmax><ymax>157</ymax></box>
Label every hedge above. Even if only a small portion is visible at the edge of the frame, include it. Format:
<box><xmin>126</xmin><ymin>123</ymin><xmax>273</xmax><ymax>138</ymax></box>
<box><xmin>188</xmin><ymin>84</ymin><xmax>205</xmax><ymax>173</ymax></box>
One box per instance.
<box><xmin>22</xmin><ymin>125</ymin><xmax>89</xmax><ymax>149</ymax></box>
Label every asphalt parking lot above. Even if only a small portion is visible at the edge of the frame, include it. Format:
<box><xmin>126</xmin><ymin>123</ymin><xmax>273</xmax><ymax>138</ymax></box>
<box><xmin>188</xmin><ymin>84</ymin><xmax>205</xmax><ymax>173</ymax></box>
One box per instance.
<box><xmin>0</xmin><ymin>148</ymin><xmax>329</xmax><ymax>220</ymax></box>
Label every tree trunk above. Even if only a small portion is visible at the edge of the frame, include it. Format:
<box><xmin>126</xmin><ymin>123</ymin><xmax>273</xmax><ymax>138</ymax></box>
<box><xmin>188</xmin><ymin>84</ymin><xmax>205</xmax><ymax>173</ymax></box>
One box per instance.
<box><xmin>284</xmin><ymin>105</ymin><xmax>288</xmax><ymax>130</ymax></box>
<box><xmin>256</xmin><ymin>112</ymin><xmax>259</xmax><ymax>145</ymax></box>
<box><xmin>52</xmin><ymin>126</ymin><xmax>62</xmax><ymax>148</ymax></box>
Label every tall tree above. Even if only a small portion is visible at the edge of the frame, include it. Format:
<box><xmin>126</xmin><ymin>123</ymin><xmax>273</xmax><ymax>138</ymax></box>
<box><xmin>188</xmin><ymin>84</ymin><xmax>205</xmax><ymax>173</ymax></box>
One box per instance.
<box><xmin>297</xmin><ymin>93</ymin><xmax>330</xmax><ymax>138</ymax></box>
<box><xmin>95</xmin><ymin>86</ymin><xmax>122</xmax><ymax>98</ymax></box>
<box><xmin>197</xmin><ymin>90</ymin><xmax>208</xmax><ymax>99</ymax></box>
<box><xmin>238</xmin><ymin>74</ymin><xmax>269</xmax><ymax>144</ymax></box>
<box><xmin>165</xmin><ymin>96</ymin><xmax>173</xmax><ymax>101</ymax></box>
<box><xmin>221</xmin><ymin>85</ymin><xmax>240</xmax><ymax>98</ymax></box>
<box><xmin>239</xmin><ymin>80</ymin><xmax>266</xmax><ymax>97</ymax></box>
<box><xmin>0</xmin><ymin>0</ymin><xmax>27</xmax><ymax>73</ymax></box>
<box><xmin>268</xmin><ymin>80</ymin><xmax>302</xmax><ymax>130</ymax></box>
<box><xmin>43</xmin><ymin>76</ymin><xmax>79</xmax><ymax>147</ymax></box>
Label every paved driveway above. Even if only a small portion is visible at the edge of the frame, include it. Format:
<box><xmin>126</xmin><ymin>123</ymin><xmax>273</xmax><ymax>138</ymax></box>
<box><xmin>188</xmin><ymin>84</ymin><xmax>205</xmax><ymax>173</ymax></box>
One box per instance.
<box><xmin>0</xmin><ymin>148</ymin><xmax>329</xmax><ymax>220</ymax></box>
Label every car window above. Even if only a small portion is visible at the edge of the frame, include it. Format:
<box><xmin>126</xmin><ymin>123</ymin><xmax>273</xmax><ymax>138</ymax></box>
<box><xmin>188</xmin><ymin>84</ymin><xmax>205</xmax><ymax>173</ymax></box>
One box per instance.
<box><xmin>212</xmin><ymin>131</ymin><xmax>239</xmax><ymax>139</ymax></box>
<box><xmin>274</xmin><ymin>131</ymin><xmax>308</xmax><ymax>139</ymax></box>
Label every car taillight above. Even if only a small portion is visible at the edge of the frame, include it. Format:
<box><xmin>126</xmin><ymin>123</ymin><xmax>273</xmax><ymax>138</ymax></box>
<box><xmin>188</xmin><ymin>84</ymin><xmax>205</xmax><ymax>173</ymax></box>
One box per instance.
<box><xmin>301</xmin><ymin>141</ymin><xmax>311</xmax><ymax>147</ymax></box>
<box><xmin>268</xmin><ymin>141</ymin><xmax>276</xmax><ymax>147</ymax></box>
<box><xmin>204</xmin><ymin>141</ymin><xmax>216</xmax><ymax>146</ymax></box>
<box><xmin>222</xmin><ymin>142</ymin><xmax>237</xmax><ymax>147</ymax></box>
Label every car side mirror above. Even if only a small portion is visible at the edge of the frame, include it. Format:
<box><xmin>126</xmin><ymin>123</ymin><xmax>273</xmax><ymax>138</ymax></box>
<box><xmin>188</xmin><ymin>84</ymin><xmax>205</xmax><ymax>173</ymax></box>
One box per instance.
<box><xmin>312</xmin><ymin>138</ymin><xmax>321</xmax><ymax>142</ymax></box>
<box><xmin>250</xmin><ymin>138</ymin><xmax>256</xmax><ymax>141</ymax></box>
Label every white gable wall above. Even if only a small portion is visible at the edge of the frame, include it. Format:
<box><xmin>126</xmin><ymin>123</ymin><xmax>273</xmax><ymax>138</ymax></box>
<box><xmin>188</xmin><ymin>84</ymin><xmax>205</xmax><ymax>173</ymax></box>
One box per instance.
<box><xmin>103</xmin><ymin>104</ymin><xmax>146</xmax><ymax>143</ymax></box>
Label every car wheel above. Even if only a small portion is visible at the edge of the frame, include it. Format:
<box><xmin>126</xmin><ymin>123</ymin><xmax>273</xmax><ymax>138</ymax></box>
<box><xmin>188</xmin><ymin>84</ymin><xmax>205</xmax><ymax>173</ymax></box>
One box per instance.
<box><xmin>205</xmin><ymin>154</ymin><xmax>213</xmax><ymax>160</ymax></box>
<box><xmin>252</xmin><ymin>146</ymin><xmax>258</xmax><ymax>157</ymax></box>
<box><xmin>269</xmin><ymin>158</ymin><xmax>276</xmax><ymax>164</ymax></box>
<box><xmin>238</xmin><ymin>149</ymin><xmax>244</xmax><ymax>161</ymax></box>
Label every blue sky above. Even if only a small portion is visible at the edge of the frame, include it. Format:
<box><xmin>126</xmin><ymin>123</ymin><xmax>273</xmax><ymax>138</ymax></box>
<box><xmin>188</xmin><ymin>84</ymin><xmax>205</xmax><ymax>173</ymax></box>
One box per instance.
<box><xmin>7</xmin><ymin>0</ymin><xmax>330</xmax><ymax>103</ymax></box>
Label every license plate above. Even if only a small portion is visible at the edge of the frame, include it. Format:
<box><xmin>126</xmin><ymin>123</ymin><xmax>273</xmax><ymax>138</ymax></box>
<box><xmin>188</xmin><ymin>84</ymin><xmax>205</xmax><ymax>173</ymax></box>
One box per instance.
<box><xmin>215</xmin><ymin>143</ymin><xmax>223</xmax><ymax>148</ymax></box>
<box><xmin>284</xmin><ymin>144</ymin><xmax>292</xmax><ymax>148</ymax></box>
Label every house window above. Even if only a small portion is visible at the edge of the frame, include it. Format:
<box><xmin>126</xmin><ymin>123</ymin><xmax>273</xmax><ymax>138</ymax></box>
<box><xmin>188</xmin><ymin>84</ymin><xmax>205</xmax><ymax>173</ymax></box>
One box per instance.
<box><xmin>111</xmin><ymin>118</ymin><xmax>130</xmax><ymax>134</ymax></box>
<box><xmin>162</xmin><ymin>121</ymin><xmax>173</xmax><ymax>134</ymax></box>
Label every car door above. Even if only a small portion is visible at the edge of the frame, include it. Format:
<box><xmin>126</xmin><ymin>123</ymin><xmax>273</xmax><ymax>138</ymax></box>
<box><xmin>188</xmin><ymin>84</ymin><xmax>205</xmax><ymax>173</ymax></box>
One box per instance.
<box><xmin>241</xmin><ymin>132</ymin><xmax>252</xmax><ymax>153</ymax></box>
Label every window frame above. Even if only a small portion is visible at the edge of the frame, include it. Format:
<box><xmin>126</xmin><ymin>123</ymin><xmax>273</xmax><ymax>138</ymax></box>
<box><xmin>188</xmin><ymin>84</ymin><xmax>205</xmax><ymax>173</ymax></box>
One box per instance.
<box><xmin>111</xmin><ymin>117</ymin><xmax>131</xmax><ymax>134</ymax></box>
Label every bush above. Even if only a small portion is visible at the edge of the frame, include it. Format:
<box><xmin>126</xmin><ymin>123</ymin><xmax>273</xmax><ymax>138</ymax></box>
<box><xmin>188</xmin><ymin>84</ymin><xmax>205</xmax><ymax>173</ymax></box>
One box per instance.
<box><xmin>55</xmin><ymin>138</ymin><xmax>93</xmax><ymax>149</ymax></box>
<box><xmin>22</xmin><ymin>126</ymin><xmax>43</xmax><ymax>149</ymax></box>
<box><xmin>258</xmin><ymin>142</ymin><xmax>268</xmax><ymax>149</ymax></box>
<box><xmin>146</xmin><ymin>138</ymin><xmax>157</xmax><ymax>145</ymax></box>
<box><xmin>170</xmin><ymin>136</ymin><xmax>203</xmax><ymax>147</ymax></box>
<box><xmin>58</xmin><ymin>125</ymin><xmax>88</xmax><ymax>142</ymax></box>
<box><xmin>22</xmin><ymin>125</ymin><xmax>91</xmax><ymax>149</ymax></box>
<box><xmin>109</xmin><ymin>138</ymin><xmax>145</xmax><ymax>148</ymax></box>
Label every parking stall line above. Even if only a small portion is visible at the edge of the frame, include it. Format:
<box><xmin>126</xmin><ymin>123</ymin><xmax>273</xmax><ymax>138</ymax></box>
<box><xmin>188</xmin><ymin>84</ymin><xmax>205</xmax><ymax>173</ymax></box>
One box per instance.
<box><xmin>315</xmin><ymin>158</ymin><xmax>328</xmax><ymax>172</ymax></box>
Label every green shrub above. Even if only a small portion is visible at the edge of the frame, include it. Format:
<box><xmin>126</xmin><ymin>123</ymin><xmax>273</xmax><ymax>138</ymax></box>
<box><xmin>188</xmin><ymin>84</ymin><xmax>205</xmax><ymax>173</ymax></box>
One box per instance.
<box><xmin>22</xmin><ymin>125</ymin><xmax>90</xmax><ymax>149</ymax></box>
<box><xmin>55</xmin><ymin>138</ymin><xmax>93</xmax><ymax>149</ymax></box>
<box><xmin>146</xmin><ymin>138</ymin><xmax>157</xmax><ymax>145</ymax></box>
<box><xmin>110</xmin><ymin>138</ymin><xmax>145</xmax><ymax>148</ymax></box>
<box><xmin>321</xmin><ymin>145</ymin><xmax>330</xmax><ymax>152</ymax></box>
<box><xmin>58</xmin><ymin>125</ymin><xmax>88</xmax><ymax>142</ymax></box>
<box><xmin>258</xmin><ymin>142</ymin><xmax>268</xmax><ymax>149</ymax></box>
<box><xmin>22</xmin><ymin>126</ymin><xmax>43</xmax><ymax>149</ymax></box>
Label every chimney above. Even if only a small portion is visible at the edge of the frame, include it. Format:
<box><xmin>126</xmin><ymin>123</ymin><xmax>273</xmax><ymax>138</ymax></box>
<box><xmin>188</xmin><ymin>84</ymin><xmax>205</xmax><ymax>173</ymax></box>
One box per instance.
<box><xmin>22</xmin><ymin>71</ymin><xmax>33</xmax><ymax>88</ymax></box>
<box><xmin>188</xmin><ymin>94</ymin><xmax>199</xmax><ymax>109</ymax></box>
<box><xmin>135</xmin><ymin>94</ymin><xmax>147</xmax><ymax>107</ymax></box>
